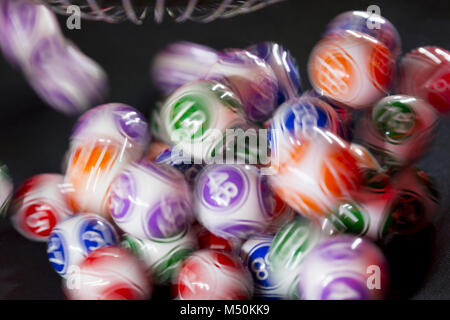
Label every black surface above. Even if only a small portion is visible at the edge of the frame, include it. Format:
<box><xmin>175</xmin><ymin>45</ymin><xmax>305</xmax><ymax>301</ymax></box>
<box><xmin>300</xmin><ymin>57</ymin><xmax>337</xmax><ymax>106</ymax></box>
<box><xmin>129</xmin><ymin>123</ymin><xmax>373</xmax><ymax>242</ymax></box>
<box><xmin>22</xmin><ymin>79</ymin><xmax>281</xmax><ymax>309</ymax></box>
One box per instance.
<box><xmin>0</xmin><ymin>0</ymin><xmax>449</xmax><ymax>300</ymax></box>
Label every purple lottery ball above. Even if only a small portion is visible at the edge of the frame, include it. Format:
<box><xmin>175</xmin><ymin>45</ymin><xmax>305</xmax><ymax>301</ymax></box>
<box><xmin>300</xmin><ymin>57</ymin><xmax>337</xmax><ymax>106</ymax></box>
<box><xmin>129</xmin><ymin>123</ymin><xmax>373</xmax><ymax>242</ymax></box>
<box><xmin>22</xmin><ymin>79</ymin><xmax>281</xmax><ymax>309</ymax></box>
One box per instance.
<box><xmin>151</xmin><ymin>41</ymin><xmax>220</xmax><ymax>95</ymax></box>
<box><xmin>108</xmin><ymin>161</ymin><xmax>193</xmax><ymax>241</ymax></box>
<box><xmin>71</xmin><ymin>103</ymin><xmax>150</xmax><ymax>161</ymax></box>
<box><xmin>205</xmin><ymin>49</ymin><xmax>279</xmax><ymax>123</ymax></box>
<box><xmin>195</xmin><ymin>164</ymin><xmax>273</xmax><ymax>240</ymax></box>
<box><xmin>247</xmin><ymin>42</ymin><xmax>302</xmax><ymax>105</ymax></box>
<box><xmin>298</xmin><ymin>235</ymin><xmax>389</xmax><ymax>300</ymax></box>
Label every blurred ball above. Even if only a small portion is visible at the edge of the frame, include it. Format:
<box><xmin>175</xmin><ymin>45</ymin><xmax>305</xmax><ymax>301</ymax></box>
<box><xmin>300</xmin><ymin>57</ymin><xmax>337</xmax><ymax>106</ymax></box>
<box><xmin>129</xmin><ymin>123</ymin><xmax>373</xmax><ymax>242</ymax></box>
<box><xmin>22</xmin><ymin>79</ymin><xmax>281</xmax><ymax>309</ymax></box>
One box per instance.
<box><xmin>121</xmin><ymin>227</ymin><xmax>197</xmax><ymax>285</ymax></box>
<box><xmin>298</xmin><ymin>235</ymin><xmax>389</xmax><ymax>300</ymax></box>
<box><xmin>174</xmin><ymin>249</ymin><xmax>252</xmax><ymax>300</ymax></box>
<box><xmin>11</xmin><ymin>174</ymin><xmax>72</xmax><ymax>241</ymax></box>
<box><xmin>71</xmin><ymin>103</ymin><xmax>150</xmax><ymax>161</ymax></box>
<box><xmin>269</xmin><ymin>128</ymin><xmax>361</xmax><ymax>220</ymax></box>
<box><xmin>195</xmin><ymin>164</ymin><xmax>273</xmax><ymax>240</ymax></box>
<box><xmin>47</xmin><ymin>213</ymin><xmax>118</xmax><ymax>277</ymax></box>
<box><xmin>194</xmin><ymin>224</ymin><xmax>242</xmax><ymax>254</ymax></box>
<box><xmin>268</xmin><ymin>217</ymin><xmax>324</xmax><ymax>299</ymax></box>
<box><xmin>323</xmin><ymin>10</ymin><xmax>401</xmax><ymax>58</ymax></box>
<box><xmin>269</xmin><ymin>96</ymin><xmax>342</xmax><ymax>161</ymax></box>
<box><xmin>247</xmin><ymin>42</ymin><xmax>302</xmax><ymax>104</ymax></box>
<box><xmin>151</xmin><ymin>41</ymin><xmax>219</xmax><ymax>95</ymax></box>
<box><xmin>63</xmin><ymin>246</ymin><xmax>152</xmax><ymax>300</ymax></box>
<box><xmin>241</xmin><ymin>235</ymin><xmax>283</xmax><ymax>299</ymax></box>
<box><xmin>206</xmin><ymin>49</ymin><xmax>278</xmax><ymax>122</ymax></box>
<box><xmin>397</xmin><ymin>46</ymin><xmax>450</xmax><ymax>113</ymax></box>
<box><xmin>157</xmin><ymin>80</ymin><xmax>246</xmax><ymax>162</ymax></box>
<box><xmin>142</xmin><ymin>141</ymin><xmax>170</xmax><ymax>162</ymax></box>
<box><xmin>355</xmin><ymin>95</ymin><xmax>438</xmax><ymax>168</ymax></box>
<box><xmin>308</xmin><ymin>30</ymin><xmax>395</xmax><ymax>109</ymax></box>
<box><xmin>108</xmin><ymin>161</ymin><xmax>194</xmax><ymax>240</ymax></box>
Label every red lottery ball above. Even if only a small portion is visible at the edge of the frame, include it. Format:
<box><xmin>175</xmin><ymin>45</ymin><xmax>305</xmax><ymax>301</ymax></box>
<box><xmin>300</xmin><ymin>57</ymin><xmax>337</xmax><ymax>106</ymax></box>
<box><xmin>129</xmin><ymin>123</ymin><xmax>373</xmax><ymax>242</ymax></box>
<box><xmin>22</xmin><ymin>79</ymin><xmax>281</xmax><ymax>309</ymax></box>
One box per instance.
<box><xmin>10</xmin><ymin>174</ymin><xmax>73</xmax><ymax>241</ymax></box>
<box><xmin>174</xmin><ymin>249</ymin><xmax>253</xmax><ymax>300</ymax></box>
<box><xmin>397</xmin><ymin>46</ymin><xmax>450</xmax><ymax>113</ymax></box>
<box><xmin>63</xmin><ymin>246</ymin><xmax>152</xmax><ymax>300</ymax></box>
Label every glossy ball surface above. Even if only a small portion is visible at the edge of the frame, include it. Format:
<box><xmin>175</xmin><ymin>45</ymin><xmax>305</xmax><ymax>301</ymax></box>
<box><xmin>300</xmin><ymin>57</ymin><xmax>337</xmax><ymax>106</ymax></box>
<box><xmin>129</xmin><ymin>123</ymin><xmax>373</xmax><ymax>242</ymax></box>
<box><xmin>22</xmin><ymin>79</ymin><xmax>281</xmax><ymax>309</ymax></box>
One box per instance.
<box><xmin>158</xmin><ymin>80</ymin><xmax>246</xmax><ymax>162</ymax></box>
<box><xmin>397</xmin><ymin>46</ymin><xmax>450</xmax><ymax>113</ymax></box>
<box><xmin>195</xmin><ymin>164</ymin><xmax>273</xmax><ymax>240</ymax></box>
<box><xmin>269</xmin><ymin>96</ymin><xmax>342</xmax><ymax>160</ymax></box>
<box><xmin>71</xmin><ymin>103</ymin><xmax>150</xmax><ymax>161</ymax></box>
<box><xmin>47</xmin><ymin>213</ymin><xmax>118</xmax><ymax>277</ymax></box>
<box><xmin>63</xmin><ymin>246</ymin><xmax>152</xmax><ymax>300</ymax></box>
<box><xmin>11</xmin><ymin>174</ymin><xmax>73</xmax><ymax>241</ymax></box>
<box><xmin>151</xmin><ymin>41</ymin><xmax>219</xmax><ymax>95</ymax></box>
<box><xmin>65</xmin><ymin>138</ymin><xmax>133</xmax><ymax>215</ymax></box>
<box><xmin>268</xmin><ymin>218</ymin><xmax>323</xmax><ymax>299</ymax></box>
<box><xmin>247</xmin><ymin>42</ymin><xmax>301</xmax><ymax>104</ymax></box>
<box><xmin>155</xmin><ymin>147</ymin><xmax>203</xmax><ymax>185</ymax></box>
<box><xmin>108</xmin><ymin>161</ymin><xmax>194</xmax><ymax>240</ymax></box>
<box><xmin>121</xmin><ymin>227</ymin><xmax>197</xmax><ymax>285</ymax></box>
<box><xmin>298</xmin><ymin>235</ymin><xmax>389</xmax><ymax>300</ymax></box>
<box><xmin>241</xmin><ymin>235</ymin><xmax>283</xmax><ymax>299</ymax></box>
<box><xmin>355</xmin><ymin>95</ymin><xmax>438</xmax><ymax>168</ymax></box>
<box><xmin>323</xmin><ymin>10</ymin><xmax>401</xmax><ymax>58</ymax></box>
<box><xmin>174</xmin><ymin>249</ymin><xmax>252</xmax><ymax>300</ymax></box>
<box><xmin>206</xmin><ymin>49</ymin><xmax>278</xmax><ymax>122</ymax></box>
<box><xmin>269</xmin><ymin>128</ymin><xmax>362</xmax><ymax>220</ymax></box>
<box><xmin>308</xmin><ymin>30</ymin><xmax>395</xmax><ymax>109</ymax></box>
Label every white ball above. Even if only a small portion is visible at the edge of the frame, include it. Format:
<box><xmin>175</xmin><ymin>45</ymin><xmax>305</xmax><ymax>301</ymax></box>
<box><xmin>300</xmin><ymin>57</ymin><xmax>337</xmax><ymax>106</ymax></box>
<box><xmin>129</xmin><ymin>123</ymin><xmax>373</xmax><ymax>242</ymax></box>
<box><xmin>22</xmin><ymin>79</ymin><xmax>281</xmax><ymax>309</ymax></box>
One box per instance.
<box><xmin>195</xmin><ymin>164</ymin><xmax>273</xmax><ymax>240</ymax></box>
<box><xmin>121</xmin><ymin>227</ymin><xmax>198</xmax><ymax>284</ymax></box>
<box><xmin>47</xmin><ymin>213</ymin><xmax>118</xmax><ymax>277</ymax></box>
<box><xmin>108</xmin><ymin>161</ymin><xmax>194</xmax><ymax>240</ymax></box>
<box><xmin>63</xmin><ymin>246</ymin><xmax>152</xmax><ymax>300</ymax></box>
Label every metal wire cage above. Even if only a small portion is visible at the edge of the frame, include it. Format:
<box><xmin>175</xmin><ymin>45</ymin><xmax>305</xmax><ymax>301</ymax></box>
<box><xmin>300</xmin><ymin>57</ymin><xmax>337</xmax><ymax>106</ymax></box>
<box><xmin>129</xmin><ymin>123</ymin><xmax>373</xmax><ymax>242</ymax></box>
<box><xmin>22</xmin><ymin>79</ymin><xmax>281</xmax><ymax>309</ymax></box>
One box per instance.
<box><xmin>33</xmin><ymin>0</ymin><xmax>286</xmax><ymax>24</ymax></box>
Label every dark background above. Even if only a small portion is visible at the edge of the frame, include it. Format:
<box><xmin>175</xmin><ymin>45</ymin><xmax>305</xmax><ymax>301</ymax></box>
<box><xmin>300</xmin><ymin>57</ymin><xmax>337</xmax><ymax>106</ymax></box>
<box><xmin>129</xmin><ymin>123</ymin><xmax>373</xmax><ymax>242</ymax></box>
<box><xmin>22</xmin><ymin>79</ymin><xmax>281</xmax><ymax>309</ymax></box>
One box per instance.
<box><xmin>0</xmin><ymin>0</ymin><xmax>449</xmax><ymax>299</ymax></box>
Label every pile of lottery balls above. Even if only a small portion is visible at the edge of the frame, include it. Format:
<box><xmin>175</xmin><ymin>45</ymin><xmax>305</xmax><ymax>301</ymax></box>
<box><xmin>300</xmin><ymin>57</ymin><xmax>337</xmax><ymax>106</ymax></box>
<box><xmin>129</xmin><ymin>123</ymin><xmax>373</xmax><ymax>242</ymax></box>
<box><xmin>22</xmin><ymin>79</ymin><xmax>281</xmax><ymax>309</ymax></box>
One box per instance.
<box><xmin>2</xmin><ymin>10</ymin><xmax>449</xmax><ymax>300</ymax></box>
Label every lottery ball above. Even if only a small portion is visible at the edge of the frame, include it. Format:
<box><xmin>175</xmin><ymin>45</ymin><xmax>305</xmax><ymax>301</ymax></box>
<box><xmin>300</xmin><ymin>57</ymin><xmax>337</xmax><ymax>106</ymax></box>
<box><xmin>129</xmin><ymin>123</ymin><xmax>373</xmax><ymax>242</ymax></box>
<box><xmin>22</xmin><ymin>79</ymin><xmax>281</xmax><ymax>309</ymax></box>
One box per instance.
<box><xmin>206</xmin><ymin>49</ymin><xmax>278</xmax><ymax>122</ymax></box>
<box><xmin>397</xmin><ymin>46</ymin><xmax>450</xmax><ymax>113</ymax></box>
<box><xmin>247</xmin><ymin>42</ymin><xmax>301</xmax><ymax>105</ymax></box>
<box><xmin>0</xmin><ymin>162</ymin><xmax>13</xmax><ymax>219</ymax></box>
<box><xmin>65</xmin><ymin>138</ymin><xmax>133</xmax><ymax>215</ymax></box>
<box><xmin>350</xmin><ymin>143</ymin><xmax>382</xmax><ymax>173</ymax></box>
<box><xmin>10</xmin><ymin>174</ymin><xmax>73</xmax><ymax>242</ymax></box>
<box><xmin>269</xmin><ymin>96</ymin><xmax>342</xmax><ymax>161</ymax></box>
<box><xmin>298</xmin><ymin>235</ymin><xmax>389</xmax><ymax>300</ymax></box>
<box><xmin>355</xmin><ymin>95</ymin><xmax>438</xmax><ymax>168</ymax></box>
<box><xmin>26</xmin><ymin>40</ymin><xmax>108</xmax><ymax>115</ymax></box>
<box><xmin>151</xmin><ymin>41</ymin><xmax>219</xmax><ymax>95</ymax></box>
<box><xmin>108</xmin><ymin>161</ymin><xmax>194</xmax><ymax>240</ymax></box>
<box><xmin>269</xmin><ymin>128</ymin><xmax>362</xmax><ymax>220</ymax></box>
<box><xmin>63</xmin><ymin>246</ymin><xmax>152</xmax><ymax>300</ymax></box>
<box><xmin>47</xmin><ymin>213</ymin><xmax>118</xmax><ymax>277</ymax></box>
<box><xmin>384</xmin><ymin>166</ymin><xmax>440</xmax><ymax>237</ymax></box>
<box><xmin>0</xmin><ymin>0</ymin><xmax>64</xmax><ymax>67</ymax></box>
<box><xmin>71</xmin><ymin>103</ymin><xmax>150</xmax><ymax>161</ymax></box>
<box><xmin>174</xmin><ymin>249</ymin><xmax>253</xmax><ymax>300</ymax></box>
<box><xmin>194</xmin><ymin>164</ymin><xmax>273</xmax><ymax>240</ymax></box>
<box><xmin>268</xmin><ymin>217</ymin><xmax>324</xmax><ymax>299</ymax></box>
<box><xmin>308</xmin><ymin>30</ymin><xmax>395</xmax><ymax>109</ymax></box>
<box><xmin>157</xmin><ymin>80</ymin><xmax>245</xmax><ymax>162</ymax></box>
<box><xmin>320</xmin><ymin>170</ymin><xmax>395</xmax><ymax>240</ymax></box>
<box><xmin>155</xmin><ymin>147</ymin><xmax>203</xmax><ymax>185</ymax></box>
<box><xmin>121</xmin><ymin>227</ymin><xmax>197</xmax><ymax>285</ymax></box>
<box><xmin>241</xmin><ymin>235</ymin><xmax>284</xmax><ymax>299</ymax></box>
<box><xmin>323</xmin><ymin>10</ymin><xmax>401</xmax><ymax>58</ymax></box>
